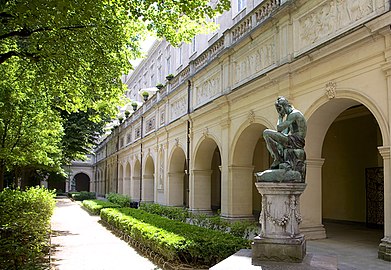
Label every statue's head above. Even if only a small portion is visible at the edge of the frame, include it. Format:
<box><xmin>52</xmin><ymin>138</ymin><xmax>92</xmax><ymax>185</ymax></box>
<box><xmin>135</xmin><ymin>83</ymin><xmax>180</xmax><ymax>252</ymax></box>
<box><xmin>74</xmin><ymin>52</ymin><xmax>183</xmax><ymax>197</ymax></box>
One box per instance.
<box><xmin>275</xmin><ymin>96</ymin><xmax>292</xmax><ymax>114</ymax></box>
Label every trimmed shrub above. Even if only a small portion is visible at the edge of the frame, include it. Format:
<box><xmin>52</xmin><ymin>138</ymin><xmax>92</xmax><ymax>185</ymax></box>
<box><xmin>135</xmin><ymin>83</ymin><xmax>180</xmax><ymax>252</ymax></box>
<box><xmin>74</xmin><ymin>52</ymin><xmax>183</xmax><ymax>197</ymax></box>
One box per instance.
<box><xmin>106</xmin><ymin>193</ymin><xmax>131</xmax><ymax>207</ymax></box>
<box><xmin>139</xmin><ymin>203</ymin><xmax>258</xmax><ymax>238</ymax></box>
<box><xmin>139</xmin><ymin>202</ymin><xmax>189</xmax><ymax>222</ymax></box>
<box><xmin>0</xmin><ymin>186</ymin><xmax>56</xmax><ymax>269</ymax></box>
<box><xmin>68</xmin><ymin>191</ymin><xmax>96</xmax><ymax>201</ymax></box>
<box><xmin>101</xmin><ymin>208</ymin><xmax>249</xmax><ymax>267</ymax></box>
<box><xmin>82</xmin><ymin>199</ymin><xmax>121</xmax><ymax>215</ymax></box>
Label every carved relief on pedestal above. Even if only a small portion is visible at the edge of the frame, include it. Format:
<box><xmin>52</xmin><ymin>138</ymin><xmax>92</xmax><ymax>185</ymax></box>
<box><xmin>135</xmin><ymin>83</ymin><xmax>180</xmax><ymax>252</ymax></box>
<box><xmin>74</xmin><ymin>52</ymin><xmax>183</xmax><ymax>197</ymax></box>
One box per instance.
<box><xmin>296</xmin><ymin>0</ymin><xmax>381</xmax><ymax>53</ymax></box>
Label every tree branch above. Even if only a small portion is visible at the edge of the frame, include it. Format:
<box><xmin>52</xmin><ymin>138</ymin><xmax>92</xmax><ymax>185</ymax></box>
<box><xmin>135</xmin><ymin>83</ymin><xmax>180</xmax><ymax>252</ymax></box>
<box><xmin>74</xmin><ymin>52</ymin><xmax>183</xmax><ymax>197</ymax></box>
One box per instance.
<box><xmin>0</xmin><ymin>24</ymin><xmax>96</xmax><ymax>40</ymax></box>
<box><xmin>0</xmin><ymin>51</ymin><xmax>40</xmax><ymax>64</ymax></box>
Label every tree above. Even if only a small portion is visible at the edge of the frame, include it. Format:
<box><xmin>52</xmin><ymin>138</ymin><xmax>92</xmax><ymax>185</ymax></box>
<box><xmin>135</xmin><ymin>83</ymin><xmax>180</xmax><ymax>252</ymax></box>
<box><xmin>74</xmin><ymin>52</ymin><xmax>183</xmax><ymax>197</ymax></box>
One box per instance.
<box><xmin>0</xmin><ymin>0</ymin><xmax>230</xmax><ymax>189</ymax></box>
<box><xmin>60</xmin><ymin>109</ymin><xmax>108</xmax><ymax>163</ymax></box>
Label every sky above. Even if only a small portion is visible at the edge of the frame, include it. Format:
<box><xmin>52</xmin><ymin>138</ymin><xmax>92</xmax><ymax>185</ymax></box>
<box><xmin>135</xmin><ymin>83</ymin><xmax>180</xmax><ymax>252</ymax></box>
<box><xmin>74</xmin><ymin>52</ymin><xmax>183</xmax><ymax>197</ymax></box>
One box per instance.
<box><xmin>130</xmin><ymin>36</ymin><xmax>156</xmax><ymax>68</ymax></box>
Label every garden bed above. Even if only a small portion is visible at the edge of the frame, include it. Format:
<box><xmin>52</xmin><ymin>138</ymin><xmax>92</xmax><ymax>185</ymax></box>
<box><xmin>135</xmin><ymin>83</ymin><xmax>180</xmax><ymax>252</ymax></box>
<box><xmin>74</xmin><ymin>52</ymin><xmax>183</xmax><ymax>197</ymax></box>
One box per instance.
<box><xmin>82</xmin><ymin>199</ymin><xmax>121</xmax><ymax>215</ymax></box>
<box><xmin>100</xmin><ymin>208</ymin><xmax>250</xmax><ymax>268</ymax></box>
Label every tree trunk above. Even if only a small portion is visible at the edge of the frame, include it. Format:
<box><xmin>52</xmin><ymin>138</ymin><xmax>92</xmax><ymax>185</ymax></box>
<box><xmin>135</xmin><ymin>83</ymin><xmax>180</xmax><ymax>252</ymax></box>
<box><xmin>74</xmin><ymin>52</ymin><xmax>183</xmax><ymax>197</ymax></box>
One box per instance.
<box><xmin>0</xmin><ymin>162</ymin><xmax>4</xmax><ymax>191</ymax></box>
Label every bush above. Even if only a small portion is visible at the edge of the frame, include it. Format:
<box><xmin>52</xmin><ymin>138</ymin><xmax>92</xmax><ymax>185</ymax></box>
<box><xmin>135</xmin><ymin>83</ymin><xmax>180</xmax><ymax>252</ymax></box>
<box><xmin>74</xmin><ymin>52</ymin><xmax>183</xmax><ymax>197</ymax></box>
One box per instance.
<box><xmin>106</xmin><ymin>193</ymin><xmax>131</xmax><ymax>207</ymax></box>
<box><xmin>82</xmin><ymin>200</ymin><xmax>121</xmax><ymax>215</ymax></box>
<box><xmin>101</xmin><ymin>208</ymin><xmax>249</xmax><ymax>267</ymax></box>
<box><xmin>68</xmin><ymin>191</ymin><xmax>96</xmax><ymax>201</ymax></box>
<box><xmin>0</xmin><ymin>186</ymin><xmax>56</xmax><ymax>269</ymax></box>
<box><xmin>140</xmin><ymin>203</ymin><xmax>257</xmax><ymax>238</ymax></box>
<box><xmin>139</xmin><ymin>202</ymin><xmax>189</xmax><ymax>222</ymax></box>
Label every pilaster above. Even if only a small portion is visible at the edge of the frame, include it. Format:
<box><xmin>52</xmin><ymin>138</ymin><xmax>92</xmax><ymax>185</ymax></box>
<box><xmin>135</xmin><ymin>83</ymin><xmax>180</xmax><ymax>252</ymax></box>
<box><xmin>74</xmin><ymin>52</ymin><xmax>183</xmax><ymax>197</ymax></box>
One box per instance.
<box><xmin>378</xmin><ymin>146</ymin><xmax>391</xmax><ymax>261</ymax></box>
<box><xmin>190</xmin><ymin>170</ymin><xmax>213</xmax><ymax>212</ymax></box>
<box><xmin>300</xmin><ymin>158</ymin><xmax>326</xmax><ymax>239</ymax></box>
<box><xmin>224</xmin><ymin>165</ymin><xmax>255</xmax><ymax>218</ymax></box>
<box><xmin>167</xmin><ymin>172</ymin><xmax>184</xmax><ymax>206</ymax></box>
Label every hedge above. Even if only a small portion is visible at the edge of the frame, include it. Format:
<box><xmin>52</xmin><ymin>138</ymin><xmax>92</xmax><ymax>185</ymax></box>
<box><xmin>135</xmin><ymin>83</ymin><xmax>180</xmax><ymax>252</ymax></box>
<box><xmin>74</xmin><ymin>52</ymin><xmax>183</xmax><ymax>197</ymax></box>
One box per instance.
<box><xmin>100</xmin><ymin>208</ymin><xmax>249</xmax><ymax>267</ymax></box>
<box><xmin>0</xmin><ymin>186</ymin><xmax>56</xmax><ymax>269</ymax></box>
<box><xmin>106</xmin><ymin>193</ymin><xmax>131</xmax><ymax>207</ymax></box>
<box><xmin>82</xmin><ymin>199</ymin><xmax>121</xmax><ymax>215</ymax></box>
<box><xmin>140</xmin><ymin>203</ymin><xmax>258</xmax><ymax>238</ymax></box>
<box><xmin>68</xmin><ymin>191</ymin><xmax>96</xmax><ymax>201</ymax></box>
<box><xmin>139</xmin><ymin>202</ymin><xmax>189</xmax><ymax>222</ymax></box>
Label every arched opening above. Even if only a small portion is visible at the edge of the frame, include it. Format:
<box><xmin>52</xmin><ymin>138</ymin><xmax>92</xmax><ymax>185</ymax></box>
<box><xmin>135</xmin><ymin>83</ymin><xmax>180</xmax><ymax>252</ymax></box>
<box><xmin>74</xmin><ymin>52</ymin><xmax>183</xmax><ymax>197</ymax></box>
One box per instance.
<box><xmin>132</xmin><ymin>160</ymin><xmax>141</xmax><ymax>201</ymax></box>
<box><xmin>193</xmin><ymin>137</ymin><xmax>221</xmax><ymax>212</ymax></box>
<box><xmin>143</xmin><ymin>156</ymin><xmax>155</xmax><ymax>203</ymax></box>
<box><xmin>74</xmin><ymin>173</ymin><xmax>90</xmax><ymax>192</ymax></box>
<box><xmin>322</xmin><ymin>105</ymin><xmax>383</xmax><ymax>226</ymax></box>
<box><xmin>168</xmin><ymin>147</ymin><xmax>186</xmax><ymax>206</ymax></box>
<box><xmin>231</xmin><ymin>123</ymin><xmax>269</xmax><ymax>218</ymax></box>
<box><xmin>305</xmin><ymin>97</ymin><xmax>385</xmax><ymax>245</ymax></box>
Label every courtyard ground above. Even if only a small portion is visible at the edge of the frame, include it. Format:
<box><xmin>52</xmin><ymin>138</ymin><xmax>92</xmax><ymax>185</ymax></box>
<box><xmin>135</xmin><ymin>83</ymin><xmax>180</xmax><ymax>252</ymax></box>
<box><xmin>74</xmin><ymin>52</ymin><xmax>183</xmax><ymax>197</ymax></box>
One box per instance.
<box><xmin>50</xmin><ymin>197</ymin><xmax>390</xmax><ymax>270</ymax></box>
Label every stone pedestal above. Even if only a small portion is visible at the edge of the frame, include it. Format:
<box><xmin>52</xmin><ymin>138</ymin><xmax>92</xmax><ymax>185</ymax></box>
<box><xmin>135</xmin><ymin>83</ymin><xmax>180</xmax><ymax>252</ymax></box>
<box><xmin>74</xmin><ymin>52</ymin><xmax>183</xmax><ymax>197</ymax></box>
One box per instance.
<box><xmin>378</xmin><ymin>237</ymin><xmax>391</xmax><ymax>261</ymax></box>
<box><xmin>252</xmin><ymin>182</ymin><xmax>307</xmax><ymax>264</ymax></box>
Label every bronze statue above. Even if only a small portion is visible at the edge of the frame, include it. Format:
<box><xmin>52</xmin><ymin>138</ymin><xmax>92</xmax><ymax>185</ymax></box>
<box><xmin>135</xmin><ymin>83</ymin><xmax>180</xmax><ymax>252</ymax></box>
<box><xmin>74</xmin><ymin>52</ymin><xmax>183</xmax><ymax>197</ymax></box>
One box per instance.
<box><xmin>257</xmin><ymin>96</ymin><xmax>307</xmax><ymax>182</ymax></box>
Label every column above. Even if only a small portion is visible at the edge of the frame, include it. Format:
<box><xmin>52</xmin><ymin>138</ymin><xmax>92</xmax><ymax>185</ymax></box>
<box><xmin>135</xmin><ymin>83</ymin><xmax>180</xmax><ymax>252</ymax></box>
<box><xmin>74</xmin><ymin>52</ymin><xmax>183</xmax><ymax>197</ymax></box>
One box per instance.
<box><xmin>224</xmin><ymin>165</ymin><xmax>254</xmax><ymax>218</ymax></box>
<box><xmin>300</xmin><ymin>158</ymin><xmax>327</xmax><ymax>239</ymax></box>
<box><xmin>130</xmin><ymin>176</ymin><xmax>140</xmax><ymax>201</ymax></box>
<box><xmin>123</xmin><ymin>177</ymin><xmax>131</xmax><ymax>197</ymax></box>
<box><xmin>167</xmin><ymin>172</ymin><xmax>184</xmax><ymax>206</ymax></box>
<box><xmin>142</xmin><ymin>174</ymin><xmax>154</xmax><ymax>203</ymax></box>
<box><xmin>191</xmin><ymin>170</ymin><xmax>213</xmax><ymax>212</ymax></box>
<box><xmin>378</xmin><ymin>146</ymin><xmax>391</xmax><ymax>261</ymax></box>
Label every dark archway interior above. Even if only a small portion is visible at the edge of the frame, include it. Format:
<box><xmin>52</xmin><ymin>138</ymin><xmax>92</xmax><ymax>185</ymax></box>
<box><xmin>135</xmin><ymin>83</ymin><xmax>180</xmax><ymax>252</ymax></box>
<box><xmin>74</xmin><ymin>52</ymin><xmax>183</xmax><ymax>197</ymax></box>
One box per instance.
<box><xmin>74</xmin><ymin>173</ymin><xmax>90</xmax><ymax>192</ymax></box>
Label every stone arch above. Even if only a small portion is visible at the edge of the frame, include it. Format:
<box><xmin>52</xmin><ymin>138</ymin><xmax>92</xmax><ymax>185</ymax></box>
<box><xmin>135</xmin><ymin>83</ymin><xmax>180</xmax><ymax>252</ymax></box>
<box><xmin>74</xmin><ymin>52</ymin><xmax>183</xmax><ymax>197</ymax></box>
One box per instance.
<box><xmin>192</xmin><ymin>137</ymin><xmax>222</xmax><ymax>212</ymax></box>
<box><xmin>302</xmin><ymin>94</ymin><xmax>386</xmax><ymax>239</ymax></box>
<box><xmin>230</xmin><ymin>121</ymin><xmax>269</xmax><ymax>218</ymax></box>
<box><xmin>73</xmin><ymin>172</ymin><xmax>90</xmax><ymax>192</ymax></box>
<box><xmin>306</xmin><ymin>92</ymin><xmax>388</xmax><ymax>158</ymax></box>
<box><xmin>143</xmin><ymin>155</ymin><xmax>155</xmax><ymax>202</ymax></box>
<box><xmin>168</xmin><ymin>146</ymin><xmax>187</xmax><ymax>206</ymax></box>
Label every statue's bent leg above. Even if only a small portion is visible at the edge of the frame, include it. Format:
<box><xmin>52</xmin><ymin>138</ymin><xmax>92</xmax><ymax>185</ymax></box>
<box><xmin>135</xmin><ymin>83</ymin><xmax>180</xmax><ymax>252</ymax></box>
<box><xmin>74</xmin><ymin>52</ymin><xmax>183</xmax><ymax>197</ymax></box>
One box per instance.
<box><xmin>263</xmin><ymin>129</ymin><xmax>287</xmax><ymax>168</ymax></box>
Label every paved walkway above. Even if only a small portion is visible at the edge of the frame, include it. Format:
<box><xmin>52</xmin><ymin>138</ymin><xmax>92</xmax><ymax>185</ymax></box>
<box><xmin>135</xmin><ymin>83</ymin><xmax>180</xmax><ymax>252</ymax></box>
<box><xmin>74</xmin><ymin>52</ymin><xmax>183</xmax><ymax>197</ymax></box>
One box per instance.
<box><xmin>50</xmin><ymin>198</ymin><xmax>159</xmax><ymax>270</ymax></box>
<box><xmin>51</xmin><ymin>198</ymin><xmax>390</xmax><ymax>270</ymax></box>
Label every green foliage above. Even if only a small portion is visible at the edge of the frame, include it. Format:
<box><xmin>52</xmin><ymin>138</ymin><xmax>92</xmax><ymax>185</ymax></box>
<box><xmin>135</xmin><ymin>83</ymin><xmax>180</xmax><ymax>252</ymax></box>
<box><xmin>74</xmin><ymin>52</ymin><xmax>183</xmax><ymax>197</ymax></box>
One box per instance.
<box><xmin>82</xmin><ymin>199</ymin><xmax>120</xmax><ymax>215</ymax></box>
<box><xmin>106</xmin><ymin>192</ymin><xmax>131</xmax><ymax>207</ymax></box>
<box><xmin>60</xmin><ymin>109</ymin><xmax>108</xmax><ymax>163</ymax></box>
<box><xmin>0</xmin><ymin>0</ymin><xmax>231</xmax><ymax>188</ymax></box>
<box><xmin>68</xmin><ymin>191</ymin><xmax>96</xmax><ymax>201</ymax></box>
<box><xmin>139</xmin><ymin>202</ymin><xmax>189</xmax><ymax>222</ymax></box>
<box><xmin>140</xmin><ymin>203</ymin><xmax>258</xmax><ymax>238</ymax></box>
<box><xmin>101</xmin><ymin>208</ymin><xmax>249</xmax><ymax>267</ymax></box>
<box><xmin>0</xmin><ymin>186</ymin><xmax>56</xmax><ymax>269</ymax></box>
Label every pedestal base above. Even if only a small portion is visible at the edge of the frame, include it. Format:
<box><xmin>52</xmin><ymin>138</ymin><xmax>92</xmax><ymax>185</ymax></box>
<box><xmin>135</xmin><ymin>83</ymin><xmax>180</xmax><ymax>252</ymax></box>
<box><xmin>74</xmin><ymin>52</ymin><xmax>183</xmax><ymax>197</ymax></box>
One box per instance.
<box><xmin>252</xmin><ymin>235</ymin><xmax>306</xmax><ymax>264</ymax></box>
<box><xmin>378</xmin><ymin>237</ymin><xmax>391</xmax><ymax>261</ymax></box>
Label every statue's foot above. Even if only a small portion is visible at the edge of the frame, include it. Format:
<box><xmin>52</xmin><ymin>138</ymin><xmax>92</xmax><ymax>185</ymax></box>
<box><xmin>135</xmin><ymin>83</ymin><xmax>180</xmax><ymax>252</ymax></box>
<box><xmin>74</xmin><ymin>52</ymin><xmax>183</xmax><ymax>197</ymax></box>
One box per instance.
<box><xmin>270</xmin><ymin>160</ymin><xmax>281</xmax><ymax>169</ymax></box>
<box><xmin>279</xmin><ymin>162</ymin><xmax>291</xmax><ymax>170</ymax></box>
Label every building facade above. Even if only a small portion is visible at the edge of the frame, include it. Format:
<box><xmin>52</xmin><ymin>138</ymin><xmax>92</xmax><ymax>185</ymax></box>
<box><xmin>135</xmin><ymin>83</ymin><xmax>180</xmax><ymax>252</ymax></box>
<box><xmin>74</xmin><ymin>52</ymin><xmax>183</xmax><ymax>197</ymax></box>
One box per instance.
<box><xmin>92</xmin><ymin>0</ymin><xmax>391</xmax><ymax>260</ymax></box>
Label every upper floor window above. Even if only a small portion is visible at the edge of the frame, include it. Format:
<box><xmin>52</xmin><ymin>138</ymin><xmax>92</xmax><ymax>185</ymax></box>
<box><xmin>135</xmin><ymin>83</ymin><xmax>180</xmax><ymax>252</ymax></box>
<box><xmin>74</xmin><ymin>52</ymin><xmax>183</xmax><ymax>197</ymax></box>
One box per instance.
<box><xmin>233</xmin><ymin>0</ymin><xmax>246</xmax><ymax>17</ymax></box>
<box><xmin>166</xmin><ymin>57</ymin><xmax>171</xmax><ymax>75</ymax></box>
<box><xmin>177</xmin><ymin>44</ymin><xmax>183</xmax><ymax>68</ymax></box>
<box><xmin>191</xmin><ymin>37</ymin><xmax>196</xmax><ymax>54</ymax></box>
<box><xmin>238</xmin><ymin>0</ymin><xmax>246</xmax><ymax>12</ymax></box>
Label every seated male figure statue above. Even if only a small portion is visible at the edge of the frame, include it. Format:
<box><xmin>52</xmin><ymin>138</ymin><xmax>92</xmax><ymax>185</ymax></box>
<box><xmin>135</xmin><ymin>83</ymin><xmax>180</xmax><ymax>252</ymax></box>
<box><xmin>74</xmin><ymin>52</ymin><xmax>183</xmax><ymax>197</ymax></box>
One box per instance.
<box><xmin>263</xmin><ymin>96</ymin><xmax>307</xmax><ymax>180</ymax></box>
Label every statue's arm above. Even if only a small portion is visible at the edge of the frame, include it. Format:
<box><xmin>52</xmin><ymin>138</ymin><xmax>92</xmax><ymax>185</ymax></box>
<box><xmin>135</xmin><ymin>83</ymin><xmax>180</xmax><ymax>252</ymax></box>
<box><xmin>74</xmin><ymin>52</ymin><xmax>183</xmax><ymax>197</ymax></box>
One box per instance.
<box><xmin>277</xmin><ymin>116</ymin><xmax>294</xmax><ymax>132</ymax></box>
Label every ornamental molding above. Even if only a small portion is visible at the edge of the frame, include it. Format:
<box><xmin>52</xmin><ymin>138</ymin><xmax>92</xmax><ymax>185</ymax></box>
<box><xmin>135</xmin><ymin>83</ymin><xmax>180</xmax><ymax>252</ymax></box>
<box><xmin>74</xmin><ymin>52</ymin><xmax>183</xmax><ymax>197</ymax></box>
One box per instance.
<box><xmin>325</xmin><ymin>81</ymin><xmax>337</xmax><ymax>99</ymax></box>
